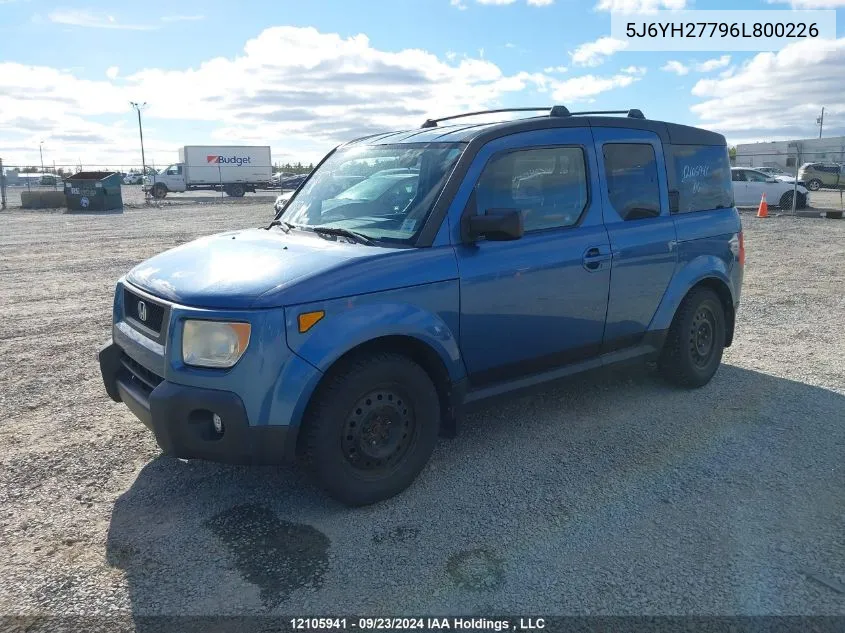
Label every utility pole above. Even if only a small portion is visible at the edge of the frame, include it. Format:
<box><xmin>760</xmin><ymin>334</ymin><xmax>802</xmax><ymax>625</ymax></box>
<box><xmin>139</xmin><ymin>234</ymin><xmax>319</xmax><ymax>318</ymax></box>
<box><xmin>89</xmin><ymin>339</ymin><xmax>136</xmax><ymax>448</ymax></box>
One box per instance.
<box><xmin>39</xmin><ymin>141</ymin><xmax>45</xmax><ymax>175</ymax></box>
<box><xmin>817</xmin><ymin>107</ymin><xmax>825</xmax><ymax>139</ymax></box>
<box><xmin>130</xmin><ymin>101</ymin><xmax>148</xmax><ymax>184</ymax></box>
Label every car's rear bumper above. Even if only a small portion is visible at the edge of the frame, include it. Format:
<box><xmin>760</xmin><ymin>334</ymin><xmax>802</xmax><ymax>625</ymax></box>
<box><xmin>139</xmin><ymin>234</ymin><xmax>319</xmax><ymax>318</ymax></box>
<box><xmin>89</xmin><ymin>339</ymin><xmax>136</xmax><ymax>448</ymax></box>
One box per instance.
<box><xmin>98</xmin><ymin>341</ymin><xmax>294</xmax><ymax>464</ymax></box>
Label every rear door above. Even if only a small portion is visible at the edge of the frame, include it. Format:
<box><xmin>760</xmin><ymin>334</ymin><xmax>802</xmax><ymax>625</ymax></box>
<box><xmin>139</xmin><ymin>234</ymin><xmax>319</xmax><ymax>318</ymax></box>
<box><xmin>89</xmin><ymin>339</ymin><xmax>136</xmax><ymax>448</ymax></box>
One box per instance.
<box><xmin>593</xmin><ymin>128</ymin><xmax>678</xmax><ymax>351</ymax></box>
<box><xmin>731</xmin><ymin>169</ymin><xmax>749</xmax><ymax>205</ymax></box>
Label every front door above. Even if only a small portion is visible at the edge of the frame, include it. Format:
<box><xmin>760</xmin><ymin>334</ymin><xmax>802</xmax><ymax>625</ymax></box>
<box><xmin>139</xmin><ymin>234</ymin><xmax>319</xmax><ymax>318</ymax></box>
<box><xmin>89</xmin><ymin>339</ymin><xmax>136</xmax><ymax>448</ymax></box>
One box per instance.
<box><xmin>592</xmin><ymin>128</ymin><xmax>678</xmax><ymax>351</ymax></box>
<box><xmin>453</xmin><ymin>128</ymin><xmax>611</xmax><ymax>386</ymax></box>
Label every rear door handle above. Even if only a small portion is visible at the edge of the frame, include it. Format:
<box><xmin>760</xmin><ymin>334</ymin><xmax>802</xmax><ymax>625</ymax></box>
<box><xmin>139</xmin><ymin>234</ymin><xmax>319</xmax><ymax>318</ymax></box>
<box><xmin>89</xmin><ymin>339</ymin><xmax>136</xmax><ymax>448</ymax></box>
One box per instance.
<box><xmin>583</xmin><ymin>246</ymin><xmax>612</xmax><ymax>271</ymax></box>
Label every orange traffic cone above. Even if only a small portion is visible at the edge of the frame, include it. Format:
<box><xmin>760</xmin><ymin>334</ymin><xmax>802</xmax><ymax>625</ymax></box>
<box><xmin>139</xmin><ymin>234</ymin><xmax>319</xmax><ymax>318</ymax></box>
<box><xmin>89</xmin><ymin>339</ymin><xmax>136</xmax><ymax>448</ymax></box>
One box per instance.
<box><xmin>757</xmin><ymin>193</ymin><xmax>769</xmax><ymax>218</ymax></box>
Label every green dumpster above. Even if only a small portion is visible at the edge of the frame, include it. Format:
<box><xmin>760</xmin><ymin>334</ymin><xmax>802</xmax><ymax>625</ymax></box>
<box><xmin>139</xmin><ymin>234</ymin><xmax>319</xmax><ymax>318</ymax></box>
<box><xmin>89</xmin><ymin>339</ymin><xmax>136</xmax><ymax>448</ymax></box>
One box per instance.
<box><xmin>64</xmin><ymin>171</ymin><xmax>123</xmax><ymax>211</ymax></box>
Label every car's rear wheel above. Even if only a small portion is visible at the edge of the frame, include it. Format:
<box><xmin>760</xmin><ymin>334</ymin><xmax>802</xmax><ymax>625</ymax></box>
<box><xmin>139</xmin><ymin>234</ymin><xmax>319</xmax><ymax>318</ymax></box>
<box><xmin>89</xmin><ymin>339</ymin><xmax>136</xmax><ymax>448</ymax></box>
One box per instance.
<box><xmin>302</xmin><ymin>353</ymin><xmax>440</xmax><ymax>506</ymax></box>
<box><xmin>226</xmin><ymin>184</ymin><xmax>245</xmax><ymax>197</ymax></box>
<box><xmin>151</xmin><ymin>184</ymin><xmax>167</xmax><ymax>199</ymax></box>
<box><xmin>658</xmin><ymin>287</ymin><xmax>726</xmax><ymax>388</ymax></box>
<box><xmin>826</xmin><ymin>211</ymin><xmax>843</xmax><ymax>219</ymax></box>
<box><xmin>807</xmin><ymin>178</ymin><xmax>822</xmax><ymax>191</ymax></box>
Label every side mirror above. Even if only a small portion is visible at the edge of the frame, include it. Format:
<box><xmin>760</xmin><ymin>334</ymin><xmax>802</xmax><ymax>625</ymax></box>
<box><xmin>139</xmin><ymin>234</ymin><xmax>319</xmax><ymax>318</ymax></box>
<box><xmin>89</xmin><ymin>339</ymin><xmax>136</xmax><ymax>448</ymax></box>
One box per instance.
<box><xmin>467</xmin><ymin>208</ymin><xmax>524</xmax><ymax>241</ymax></box>
<box><xmin>766</xmin><ymin>177</ymin><xmax>778</xmax><ymax>183</ymax></box>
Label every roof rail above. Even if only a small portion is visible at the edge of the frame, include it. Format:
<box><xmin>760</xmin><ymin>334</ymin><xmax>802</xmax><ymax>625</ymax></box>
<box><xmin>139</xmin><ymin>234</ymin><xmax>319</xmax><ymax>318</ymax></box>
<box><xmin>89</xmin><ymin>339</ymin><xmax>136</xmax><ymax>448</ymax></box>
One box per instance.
<box><xmin>419</xmin><ymin>105</ymin><xmax>644</xmax><ymax>128</ymax></box>
<box><xmin>564</xmin><ymin>109</ymin><xmax>646</xmax><ymax>119</ymax></box>
<box><xmin>420</xmin><ymin>107</ymin><xmax>556</xmax><ymax>129</ymax></box>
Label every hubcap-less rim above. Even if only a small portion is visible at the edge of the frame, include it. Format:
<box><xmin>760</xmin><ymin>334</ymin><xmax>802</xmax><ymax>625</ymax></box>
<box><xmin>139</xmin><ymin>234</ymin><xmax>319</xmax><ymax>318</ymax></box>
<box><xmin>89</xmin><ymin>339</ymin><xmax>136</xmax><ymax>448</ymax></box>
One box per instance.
<box><xmin>690</xmin><ymin>306</ymin><xmax>716</xmax><ymax>367</ymax></box>
<box><xmin>342</xmin><ymin>389</ymin><xmax>415</xmax><ymax>473</ymax></box>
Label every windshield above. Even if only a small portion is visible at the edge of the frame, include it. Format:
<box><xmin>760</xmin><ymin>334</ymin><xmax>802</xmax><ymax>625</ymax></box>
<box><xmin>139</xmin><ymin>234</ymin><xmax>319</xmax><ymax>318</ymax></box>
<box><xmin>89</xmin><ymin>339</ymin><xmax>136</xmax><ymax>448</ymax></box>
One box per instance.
<box><xmin>280</xmin><ymin>143</ymin><xmax>464</xmax><ymax>244</ymax></box>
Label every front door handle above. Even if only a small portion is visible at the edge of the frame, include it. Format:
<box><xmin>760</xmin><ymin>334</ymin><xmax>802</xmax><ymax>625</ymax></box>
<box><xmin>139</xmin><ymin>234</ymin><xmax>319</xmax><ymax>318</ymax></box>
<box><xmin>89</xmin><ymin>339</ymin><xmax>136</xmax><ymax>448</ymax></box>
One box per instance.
<box><xmin>583</xmin><ymin>246</ymin><xmax>612</xmax><ymax>271</ymax></box>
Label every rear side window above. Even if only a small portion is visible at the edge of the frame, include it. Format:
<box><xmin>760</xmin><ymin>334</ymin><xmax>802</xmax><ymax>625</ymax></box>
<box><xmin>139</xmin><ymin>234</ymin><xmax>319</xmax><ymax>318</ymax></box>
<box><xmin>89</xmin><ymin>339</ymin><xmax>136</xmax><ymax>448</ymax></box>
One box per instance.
<box><xmin>476</xmin><ymin>146</ymin><xmax>588</xmax><ymax>232</ymax></box>
<box><xmin>672</xmin><ymin>145</ymin><xmax>733</xmax><ymax>213</ymax></box>
<box><xmin>602</xmin><ymin>143</ymin><xmax>661</xmax><ymax>221</ymax></box>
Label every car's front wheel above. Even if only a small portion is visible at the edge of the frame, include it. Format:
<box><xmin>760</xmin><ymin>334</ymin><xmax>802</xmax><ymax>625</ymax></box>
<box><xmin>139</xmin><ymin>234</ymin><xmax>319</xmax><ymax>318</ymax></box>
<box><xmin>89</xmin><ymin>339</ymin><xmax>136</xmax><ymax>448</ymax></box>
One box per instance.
<box><xmin>658</xmin><ymin>287</ymin><xmax>726</xmax><ymax>388</ymax></box>
<box><xmin>302</xmin><ymin>352</ymin><xmax>440</xmax><ymax>506</ymax></box>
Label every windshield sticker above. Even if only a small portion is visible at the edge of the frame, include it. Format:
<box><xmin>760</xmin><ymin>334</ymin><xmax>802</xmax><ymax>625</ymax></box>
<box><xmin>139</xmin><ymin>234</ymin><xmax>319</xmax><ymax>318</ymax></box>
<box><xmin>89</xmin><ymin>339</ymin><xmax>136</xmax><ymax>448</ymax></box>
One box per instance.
<box><xmin>400</xmin><ymin>219</ymin><xmax>418</xmax><ymax>232</ymax></box>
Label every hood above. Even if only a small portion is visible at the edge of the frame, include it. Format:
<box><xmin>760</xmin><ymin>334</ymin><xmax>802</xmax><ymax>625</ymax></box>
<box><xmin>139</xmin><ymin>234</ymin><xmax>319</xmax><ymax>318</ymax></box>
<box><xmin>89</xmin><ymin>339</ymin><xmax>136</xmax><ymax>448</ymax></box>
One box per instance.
<box><xmin>126</xmin><ymin>228</ymin><xmax>377</xmax><ymax>309</ymax></box>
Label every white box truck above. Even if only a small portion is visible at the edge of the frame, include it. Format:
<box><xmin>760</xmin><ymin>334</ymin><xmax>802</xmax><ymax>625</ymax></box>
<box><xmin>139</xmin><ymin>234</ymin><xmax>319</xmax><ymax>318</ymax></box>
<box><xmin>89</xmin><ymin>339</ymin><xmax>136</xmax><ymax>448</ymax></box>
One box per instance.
<box><xmin>146</xmin><ymin>145</ymin><xmax>272</xmax><ymax>199</ymax></box>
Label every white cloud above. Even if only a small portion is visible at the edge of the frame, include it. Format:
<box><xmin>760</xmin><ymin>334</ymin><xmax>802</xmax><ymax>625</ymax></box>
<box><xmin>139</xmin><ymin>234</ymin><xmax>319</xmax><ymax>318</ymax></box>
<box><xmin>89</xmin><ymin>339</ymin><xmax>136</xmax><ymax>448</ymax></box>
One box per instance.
<box><xmin>527</xmin><ymin>0</ymin><xmax>554</xmax><ymax>5</ymax></box>
<box><xmin>48</xmin><ymin>8</ymin><xmax>158</xmax><ymax>30</ymax></box>
<box><xmin>450</xmin><ymin>0</ymin><xmax>468</xmax><ymax>9</ymax></box>
<box><xmin>661</xmin><ymin>60</ymin><xmax>689</xmax><ymax>75</ymax></box>
<box><xmin>595</xmin><ymin>0</ymin><xmax>686</xmax><ymax>11</ymax></box>
<box><xmin>620</xmin><ymin>65</ymin><xmax>647</xmax><ymax>75</ymax></box>
<box><xmin>551</xmin><ymin>72</ymin><xmax>641</xmax><ymax>101</ymax></box>
<box><xmin>105</xmin><ymin>66</ymin><xmax>119</xmax><ymax>79</ymax></box>
<box><xmin>543</xmin><ymin>65</ymin><xmax>568</xmax><ymax>73</ymax></box>
<box><xmin>570</xmin><ymin>37</ymin><xmax>627</xmax><ymax>66</ymax></box>
<box><xmin>160</xmin><ymin>15</ymin><xmax>205</xmax><ymax>22</ymax></box>
<box><xmin>691</xmin><ymin>38</ymin><xmax>845</xmax><ymax>139</ymax></box>
<box><xmin>695</xmin><ymin>55</ymin><xmax>731</xmax><ymax>72</ymax></box>
<box><xmin>0</xmin><ymin>26</ymin><xmax>644</xmax><ymax>166</ymax></box>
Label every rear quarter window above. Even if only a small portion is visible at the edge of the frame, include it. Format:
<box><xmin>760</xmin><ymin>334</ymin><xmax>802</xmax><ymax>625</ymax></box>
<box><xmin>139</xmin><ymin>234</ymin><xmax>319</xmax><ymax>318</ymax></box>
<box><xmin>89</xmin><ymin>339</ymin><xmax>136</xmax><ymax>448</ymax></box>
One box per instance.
<box><xmin>671</xmin><ymin>145</ymin><xmax>733</xmax><ymax>213</ymax></box>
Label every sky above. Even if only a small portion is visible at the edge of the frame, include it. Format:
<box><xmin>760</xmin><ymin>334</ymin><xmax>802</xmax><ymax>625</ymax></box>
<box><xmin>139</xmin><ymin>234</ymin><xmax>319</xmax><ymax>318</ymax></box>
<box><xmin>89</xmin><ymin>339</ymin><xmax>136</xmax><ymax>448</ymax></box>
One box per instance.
<box><xmin>1</xmin><ymin>0</ymin><xmax>844</xmax><ymax>169</ymax></box>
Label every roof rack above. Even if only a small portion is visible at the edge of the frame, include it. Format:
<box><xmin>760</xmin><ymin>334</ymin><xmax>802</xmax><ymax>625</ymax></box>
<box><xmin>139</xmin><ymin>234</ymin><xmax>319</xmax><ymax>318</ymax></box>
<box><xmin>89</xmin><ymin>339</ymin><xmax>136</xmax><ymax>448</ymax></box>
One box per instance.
<box><xmin>420</xmin><ymin>106</ymin><xmax>645</xmax><ymax>128</ymax></box>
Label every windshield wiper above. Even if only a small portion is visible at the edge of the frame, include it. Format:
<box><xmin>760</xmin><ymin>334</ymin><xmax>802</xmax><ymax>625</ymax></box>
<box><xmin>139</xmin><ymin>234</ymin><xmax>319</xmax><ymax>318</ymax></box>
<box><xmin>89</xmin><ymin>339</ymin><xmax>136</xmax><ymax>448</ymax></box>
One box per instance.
<box><xmin>309</xmin><ymin>226</ymin><xmax>375</xmax><ymax>246</ymax></box>
<box><xmin>267</xmin><ymin>219</ymin><xmax>297</xmax><ymax>233</ymax></box>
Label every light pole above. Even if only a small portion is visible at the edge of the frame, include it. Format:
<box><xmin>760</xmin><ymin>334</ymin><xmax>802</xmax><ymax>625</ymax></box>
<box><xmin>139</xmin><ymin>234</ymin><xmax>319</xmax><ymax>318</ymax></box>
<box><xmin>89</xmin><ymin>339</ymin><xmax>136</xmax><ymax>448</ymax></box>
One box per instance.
<box><xmin>130</xmin><ymin>101</ymin><xmax>148</xmax><ymax>185</ymax></box>
<box><xmin>817</xmin><ymin>107</ymin><xmax>825</xmax><ymax>139</ymax></box>
<box><xmin>39</xmin><ymin>141</ymin><xmax>45</xmax><ymax>175</ymax></box>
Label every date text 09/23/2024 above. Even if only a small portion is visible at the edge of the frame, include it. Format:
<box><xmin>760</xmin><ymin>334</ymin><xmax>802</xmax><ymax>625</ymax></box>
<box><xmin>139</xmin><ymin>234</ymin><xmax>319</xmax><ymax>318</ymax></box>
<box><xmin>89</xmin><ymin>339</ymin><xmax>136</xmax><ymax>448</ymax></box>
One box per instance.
<box><xmin>289</xmin><ymin>618</ymin><xmax>547</xmax><ymax>631</ymax></box>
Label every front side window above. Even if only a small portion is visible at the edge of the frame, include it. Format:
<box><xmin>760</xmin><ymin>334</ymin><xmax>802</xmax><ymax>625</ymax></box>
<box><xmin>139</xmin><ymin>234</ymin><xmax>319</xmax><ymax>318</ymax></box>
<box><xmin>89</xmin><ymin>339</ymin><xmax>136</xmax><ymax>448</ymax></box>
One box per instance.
<box><xmin>475</xmin><ymin>146</ymin><xmax>588</xmax><ymax>232</ymax></box>
<box><xmin>281</xmin><ymin>144</ymin><xmax>463</xmax><ymax>244</ymax></box>
<box><xmin>745</xmin><ymin>170</ymin><xmax>770</xmax><ymax>183</ymax></box>
<box><xmin>732</xmin><ymin>170</ymin><xmax>747</xmax><ymax>182</ymax></box>
<box><xmin>603</xmin><ymin>143</ymin><xmax>661</xmax><ymax>221</ymax></box>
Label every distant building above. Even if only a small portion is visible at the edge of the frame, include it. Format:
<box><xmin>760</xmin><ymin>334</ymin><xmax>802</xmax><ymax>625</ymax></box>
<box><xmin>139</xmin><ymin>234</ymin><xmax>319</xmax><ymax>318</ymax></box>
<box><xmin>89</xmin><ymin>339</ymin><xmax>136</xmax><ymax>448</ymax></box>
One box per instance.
<box><xmin>735</xmin><ymin>136</ymin><xmax>845</xmax><ymax>172</ymax></box>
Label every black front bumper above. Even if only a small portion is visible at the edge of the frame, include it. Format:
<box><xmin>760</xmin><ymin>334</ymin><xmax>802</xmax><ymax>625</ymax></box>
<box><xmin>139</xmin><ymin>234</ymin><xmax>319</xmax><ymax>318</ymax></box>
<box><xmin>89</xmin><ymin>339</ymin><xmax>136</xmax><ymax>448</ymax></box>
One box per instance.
<box><xmin>98</xmin><ymin>341</ymin><xmax>294</xmax><ymax>465</ymax></box>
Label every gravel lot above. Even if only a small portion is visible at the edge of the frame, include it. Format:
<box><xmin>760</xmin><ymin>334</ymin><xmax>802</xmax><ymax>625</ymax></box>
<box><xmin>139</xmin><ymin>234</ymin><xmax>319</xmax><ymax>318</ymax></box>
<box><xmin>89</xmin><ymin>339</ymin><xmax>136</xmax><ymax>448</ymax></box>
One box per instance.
<box><xmin>0</xmin><ymin>203</ymin><xmax>843</xmax><ymax>621</ymax></box>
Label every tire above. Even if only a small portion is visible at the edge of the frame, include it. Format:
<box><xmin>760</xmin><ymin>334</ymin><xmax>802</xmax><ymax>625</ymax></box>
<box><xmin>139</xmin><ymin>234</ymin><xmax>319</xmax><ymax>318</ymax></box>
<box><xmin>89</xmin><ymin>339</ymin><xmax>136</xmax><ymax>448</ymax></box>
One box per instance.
<box><xmin>778</xmin><ymin>191</ymin><xmax>794</xmax><ymax>209</ymax></box>
<box><xmin>151</xmin><ymin>184</ymin><xmax>167</xmax><ymax>199</ymax></box>
<box><xmin>658</xmin><ymin>287</ymin><xmax>726</xmax><ymax>389</ymax></box>
<box><xmin>226</xmin><ymin>184</ymin><xmax>245</xmax><ymax>198</ymax></box>
<box><xmin>807</xmin><ymin>178</ymin><xmax>822</xmax><ymax>191</ymax></box>
<box><xmin>826</xmin><ymin>211</ymin><xmax>843</xmax><ymax>219</ymax></box>
<box><xmin>302</xmin><ymin>353</ymin><xmax>440</xmax><ymax>506</ymax></box>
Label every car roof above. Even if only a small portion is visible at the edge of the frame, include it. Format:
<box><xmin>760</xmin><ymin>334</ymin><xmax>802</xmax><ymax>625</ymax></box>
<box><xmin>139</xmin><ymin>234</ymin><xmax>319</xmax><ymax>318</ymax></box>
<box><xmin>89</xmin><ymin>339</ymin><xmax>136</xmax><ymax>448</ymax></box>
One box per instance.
<box><xmin>342</xmin><ymin>112</ymin><xmax>726</xmax><ymax>148</ymax></box>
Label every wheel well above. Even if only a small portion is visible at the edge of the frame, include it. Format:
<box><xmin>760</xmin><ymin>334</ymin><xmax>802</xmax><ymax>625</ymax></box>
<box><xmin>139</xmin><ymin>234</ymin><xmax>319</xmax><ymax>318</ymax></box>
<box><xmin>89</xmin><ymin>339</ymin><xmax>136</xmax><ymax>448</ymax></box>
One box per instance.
<box><xmin>690</xmin><ymin>278</ymin><xmax>735</xmax><ymax>347</ymax></box>
<box><xmin>297</xmin><ymin>336</ymin><xmax>457</xmax><ymax>455</ymax></box>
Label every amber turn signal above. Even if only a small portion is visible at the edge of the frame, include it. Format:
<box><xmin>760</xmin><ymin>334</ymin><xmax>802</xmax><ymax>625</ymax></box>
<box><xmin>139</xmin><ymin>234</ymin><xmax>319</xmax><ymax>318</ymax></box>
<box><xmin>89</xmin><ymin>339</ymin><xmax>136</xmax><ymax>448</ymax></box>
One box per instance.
<box><xmin>298</xmin><ymin>310</ymin><xmax>325</xmax><ymax>333</ymax></box>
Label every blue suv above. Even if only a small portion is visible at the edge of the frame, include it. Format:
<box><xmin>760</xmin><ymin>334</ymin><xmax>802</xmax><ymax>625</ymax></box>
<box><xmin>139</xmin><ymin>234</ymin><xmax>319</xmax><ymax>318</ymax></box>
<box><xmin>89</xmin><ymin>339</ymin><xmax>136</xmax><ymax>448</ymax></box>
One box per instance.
<box><xmin>99</xmin><ymin>106</ymin><xmax>744</xmax><ymax>505</ymax></box>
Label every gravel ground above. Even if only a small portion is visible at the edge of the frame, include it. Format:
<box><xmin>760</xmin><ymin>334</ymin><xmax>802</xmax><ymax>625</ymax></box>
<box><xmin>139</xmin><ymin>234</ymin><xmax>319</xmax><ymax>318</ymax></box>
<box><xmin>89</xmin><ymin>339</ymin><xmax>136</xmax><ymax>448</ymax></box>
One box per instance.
<box><xmin>0</xmin><ymin>204</ymin><xmax>844</xmax><ymax>620</ymax></box>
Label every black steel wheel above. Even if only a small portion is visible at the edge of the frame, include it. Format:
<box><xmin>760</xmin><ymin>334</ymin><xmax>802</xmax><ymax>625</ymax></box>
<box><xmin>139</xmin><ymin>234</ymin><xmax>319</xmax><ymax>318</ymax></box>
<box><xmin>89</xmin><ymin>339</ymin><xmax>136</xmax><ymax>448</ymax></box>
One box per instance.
<box><xmin>341</xmin><ymin>388</ymin><xmax>417</xmax><ymax>475</ymax></box>
<box><xmin>302</xmin><ymin>352</ymin><xmax>440</xmax><ymax>506</ymax></box>
<box><xmin>659</xmin><ymin>287</ymin><xmax>726</xmax><ymax>388</ymax></box>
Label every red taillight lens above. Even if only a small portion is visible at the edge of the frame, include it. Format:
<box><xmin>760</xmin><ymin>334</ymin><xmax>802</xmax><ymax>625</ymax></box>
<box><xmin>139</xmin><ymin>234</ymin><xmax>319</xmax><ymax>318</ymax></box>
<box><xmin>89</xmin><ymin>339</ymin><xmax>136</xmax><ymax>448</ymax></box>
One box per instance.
<box><xmin>738</xmin><ymin>231</ymin><xmax>746</xmax><ymax>266</ymax></box>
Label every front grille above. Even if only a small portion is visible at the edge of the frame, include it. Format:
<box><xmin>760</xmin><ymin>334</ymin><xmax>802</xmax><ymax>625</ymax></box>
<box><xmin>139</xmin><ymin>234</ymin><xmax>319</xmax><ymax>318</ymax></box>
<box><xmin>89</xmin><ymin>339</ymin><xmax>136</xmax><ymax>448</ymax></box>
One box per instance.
<box><xmin>124</xmin><ymin>288</ymin><xmax>165</xmax><ymax>334</ymax></box>
<box><xmin>120</xmin><ymin>353</ymin><xmax>164</xmax><ymax>395</ymax></box>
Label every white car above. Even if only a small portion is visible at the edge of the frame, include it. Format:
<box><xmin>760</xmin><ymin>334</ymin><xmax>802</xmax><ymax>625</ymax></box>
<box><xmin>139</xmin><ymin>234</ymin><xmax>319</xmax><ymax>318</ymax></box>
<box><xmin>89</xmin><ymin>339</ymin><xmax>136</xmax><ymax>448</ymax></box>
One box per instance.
<box><xmin>274</xmin><ymin>191</ymin><xmax>294</xmax><ymax>213</ymax></box>
<box><xmin>731</xmin><ymin>167</ymin><xmax>808</xmax><ymax>209</ymax></box>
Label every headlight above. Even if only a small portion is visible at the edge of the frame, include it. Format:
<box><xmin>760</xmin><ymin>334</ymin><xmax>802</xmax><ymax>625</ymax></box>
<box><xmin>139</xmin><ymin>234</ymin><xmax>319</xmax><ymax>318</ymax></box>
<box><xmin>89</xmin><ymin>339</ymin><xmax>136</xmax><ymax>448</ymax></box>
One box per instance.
<box><xmin>182</xmin><ymin>320</ymin><xmax>251</xmax><ymax>368</ymax></box>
